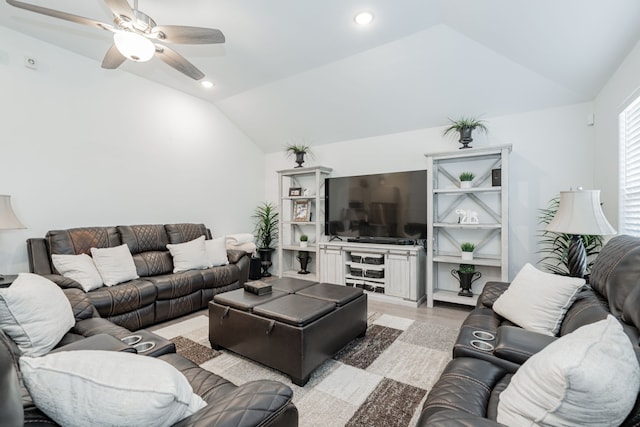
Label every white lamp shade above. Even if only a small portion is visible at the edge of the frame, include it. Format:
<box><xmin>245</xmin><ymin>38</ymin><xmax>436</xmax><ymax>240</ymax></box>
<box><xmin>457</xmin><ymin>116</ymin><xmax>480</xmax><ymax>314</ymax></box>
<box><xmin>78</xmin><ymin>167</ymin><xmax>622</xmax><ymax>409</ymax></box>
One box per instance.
<box><xmin>546</xmin><ymin>189</ymin><xmax>616</xmax><ymax>236</ymax></box>
<box><xmin>113</xmin><ymin>31</ymin><xmax>155</xmax><ymax>62</ymax></box>
<box><xmin>0</xmin><ymin>195</ymin><xmax>25</xmax><ymax>230</ymax></box>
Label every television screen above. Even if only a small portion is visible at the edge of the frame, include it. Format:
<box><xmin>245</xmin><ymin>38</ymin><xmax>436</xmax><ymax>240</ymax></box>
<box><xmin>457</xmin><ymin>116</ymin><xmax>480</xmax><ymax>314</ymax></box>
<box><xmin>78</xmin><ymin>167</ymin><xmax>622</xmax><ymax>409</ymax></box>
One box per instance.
<box><xmin>325</xmin><ymin>170</ymin><xmax>428</xmax><ymax>242</ymax></box>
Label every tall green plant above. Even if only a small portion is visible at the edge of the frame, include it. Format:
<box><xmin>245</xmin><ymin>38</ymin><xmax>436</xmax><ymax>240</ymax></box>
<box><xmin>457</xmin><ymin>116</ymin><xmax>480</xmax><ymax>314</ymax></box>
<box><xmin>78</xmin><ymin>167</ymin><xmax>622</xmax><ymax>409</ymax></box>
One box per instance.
<box><xmin>253</xmin><ymin>202</ymin><xmax>279</xmax><ymax>249</ymax></box>
<box><xmin>538</xmin><ymin>196</ymin><xmax>604</xmax><ymax>275</ymax></box>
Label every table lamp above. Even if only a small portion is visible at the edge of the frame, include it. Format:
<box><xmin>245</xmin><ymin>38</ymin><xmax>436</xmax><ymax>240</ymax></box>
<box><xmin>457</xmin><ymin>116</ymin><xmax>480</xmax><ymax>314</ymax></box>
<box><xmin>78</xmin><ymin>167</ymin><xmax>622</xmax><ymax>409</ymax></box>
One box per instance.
<box><xmin>546</xmin><ymin>188</ymin><xmax>616</xmax><ymax>278</ymax></box>
<box><xmin>0</xmin><ymin>195</ymin><xmax>26</xmax><ymax>281</ymax></box>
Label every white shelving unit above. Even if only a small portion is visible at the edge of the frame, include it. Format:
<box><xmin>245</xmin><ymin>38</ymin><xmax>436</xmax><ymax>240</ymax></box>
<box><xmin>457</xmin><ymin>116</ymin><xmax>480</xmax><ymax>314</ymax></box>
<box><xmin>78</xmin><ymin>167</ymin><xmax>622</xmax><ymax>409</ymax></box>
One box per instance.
<box><xmin>425</xmin><ymin>145</ymin><xmax>511</xmax><ymax>307</ymax></box>
<box><xmin>277</xmin><ymin>166</ymin><xmax>332</xmax><ymax>281</ymax></box>
<box><xmin>319</xmin><ymin>241</ymin><xmax>426</xmax><ymax>307</ymax></box>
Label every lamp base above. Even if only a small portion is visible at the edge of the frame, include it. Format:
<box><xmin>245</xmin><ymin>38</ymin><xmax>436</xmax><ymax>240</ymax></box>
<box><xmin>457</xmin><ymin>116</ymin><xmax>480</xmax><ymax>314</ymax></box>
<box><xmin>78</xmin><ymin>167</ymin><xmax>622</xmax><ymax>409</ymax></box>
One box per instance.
<box><xmin>567</xmin><ymin>234</ymin><xmax>587</xmax><ymax>278</ymax></box>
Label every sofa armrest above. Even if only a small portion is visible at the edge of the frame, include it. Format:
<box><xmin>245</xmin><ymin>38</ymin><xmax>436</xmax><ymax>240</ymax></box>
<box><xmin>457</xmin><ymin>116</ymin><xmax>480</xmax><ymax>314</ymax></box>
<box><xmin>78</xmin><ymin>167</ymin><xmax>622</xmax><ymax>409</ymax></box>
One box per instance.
<box><xmin>478</xmin><ymin>281</ymin><xmax>510</xmax><ymax>308</ymax></box>
<box><xmin>41</xmin><ymin>273</ymin><xmax>83</xmax><ymax>290</ymax></box>
<box><xmin>50</xmin><ymin>334</ymin><xmax>134</xmax><ymax>353</ymax></box>
<box><xmin>227</xmin><ymin>249</ymin><xmax>248</xmax><ymax>264</ymax></box>
<box><xmin>418</xmin><ymin>409</ymin><xmax>506</xmax><ymax>427</ymax></box>
<box><xmin>493</xmin><ymin>326</ymin><xmax>557</xmax><ymax>365</ymax></box>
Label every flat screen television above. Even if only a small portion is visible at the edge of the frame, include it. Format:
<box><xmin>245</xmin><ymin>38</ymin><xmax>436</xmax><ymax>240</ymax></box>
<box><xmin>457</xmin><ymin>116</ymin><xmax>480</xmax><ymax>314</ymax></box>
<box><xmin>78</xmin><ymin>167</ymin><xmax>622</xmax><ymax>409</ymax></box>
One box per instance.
<box><xmin>325</xmin><ymin>170</ymin><xmax>428</xmax><ymax>244</ymax></box>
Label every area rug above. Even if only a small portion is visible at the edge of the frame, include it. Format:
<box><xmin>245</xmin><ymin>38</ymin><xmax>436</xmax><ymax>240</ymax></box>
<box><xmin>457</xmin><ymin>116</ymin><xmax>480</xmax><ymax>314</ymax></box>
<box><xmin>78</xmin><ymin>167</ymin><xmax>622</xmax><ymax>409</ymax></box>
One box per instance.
<box><xmin>152</xmin><ymin>312</ymin><xmax>459</xmax><ymax>427</ymax></box>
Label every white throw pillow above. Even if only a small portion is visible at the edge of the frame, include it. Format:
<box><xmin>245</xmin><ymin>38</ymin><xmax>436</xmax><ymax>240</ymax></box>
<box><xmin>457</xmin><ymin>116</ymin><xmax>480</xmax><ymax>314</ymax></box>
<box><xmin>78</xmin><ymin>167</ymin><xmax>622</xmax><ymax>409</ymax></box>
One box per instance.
<box><xmin>51</xmin><ymin>253</ymin><xmax>103</xmax><ymax>292</ymax></box>
<box><xmin>167</xmin><ymin>235</ymin><xmax>213</xmax><ymax>273</ymax></box>
<box><xmin>90</xmin><ymin>244</ymin><xmax>139</xmax><ymax>286</ymax></box>
<box><xmin>0</xmin><ymin>273</ymin><xmax>74</xmax><ymax>357</ymax></box>
<box><xmin>20</xmin><ymin>350</ymin><xmax>207</xmax><ymax>427</ymax></box>
<box><xmin>205</xmin><ymin>236</ymin><xmax>229</xmax><ymax>267</ymax></box>
<box><xmin>497</xmin><ymin>315</ymin><xmax>640</xmax><ymax>426</ymax></box>
<box><xmin>493</xmin><ymin>263</ymin><xmax>585</xmax><ymax>335</ymax></box>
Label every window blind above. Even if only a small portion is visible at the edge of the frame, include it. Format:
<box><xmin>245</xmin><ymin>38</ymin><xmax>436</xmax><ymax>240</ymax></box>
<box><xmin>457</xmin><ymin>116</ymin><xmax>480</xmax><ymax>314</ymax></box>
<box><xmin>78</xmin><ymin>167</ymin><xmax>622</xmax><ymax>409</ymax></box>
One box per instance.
<box><xmin>620</xmin><ymin>95</ymin><xmax>640</xmax><ymax>236</ymax></box>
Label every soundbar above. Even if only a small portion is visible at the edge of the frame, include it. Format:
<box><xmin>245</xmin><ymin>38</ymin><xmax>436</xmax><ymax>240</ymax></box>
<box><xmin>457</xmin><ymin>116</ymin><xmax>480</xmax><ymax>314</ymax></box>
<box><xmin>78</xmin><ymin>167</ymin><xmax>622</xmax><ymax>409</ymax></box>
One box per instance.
<box><xmin>346</xmin><ymin>237</ymin><xmax>415</xmax><ymax>245</ymax></box>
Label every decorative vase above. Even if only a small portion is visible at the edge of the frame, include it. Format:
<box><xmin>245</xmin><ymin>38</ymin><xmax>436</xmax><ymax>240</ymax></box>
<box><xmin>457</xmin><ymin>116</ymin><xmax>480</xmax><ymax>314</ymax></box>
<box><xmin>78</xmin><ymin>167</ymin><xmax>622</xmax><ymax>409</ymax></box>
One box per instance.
<box><xmin>295</xmin><ymin>152</ymin><xmax>305</xmax><ymax>168</ymax></box>
<box><xmin>460</xmin><ymin>181</ymin><xmax>472</xmax><ymax>189</ymax></box>
<box><xmin>458</xmin><ymin>126</ymin><xmax>475</xmax><ymax>149</ymax></box>
<box><xmin>258</xmin><ymin>247</ymin><xmax>275</xmax><ymax>277</ymax></box>
<box><xmin>297</xmin><ymin>252</ymin><xmax>311</xmax><ymax>275</ymax></box>
<box><xmin>451</xmin><ymin>270</ymin><xmax>482</xmax><ymax>297</ymax></box>
<box><xmin>461</xmin><ymin>251</ymin><xmax>474</xmax><ymax>261</ymax></box>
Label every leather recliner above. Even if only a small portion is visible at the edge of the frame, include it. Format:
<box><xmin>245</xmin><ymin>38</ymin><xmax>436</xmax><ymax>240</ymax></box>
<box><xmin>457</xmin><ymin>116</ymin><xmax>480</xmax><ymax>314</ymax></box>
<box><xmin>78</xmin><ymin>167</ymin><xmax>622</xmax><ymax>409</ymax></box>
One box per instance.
<box><xmin>417</xmin><ymin>235</ymin><xmax>640</xmax><ymax>426</ymax></box>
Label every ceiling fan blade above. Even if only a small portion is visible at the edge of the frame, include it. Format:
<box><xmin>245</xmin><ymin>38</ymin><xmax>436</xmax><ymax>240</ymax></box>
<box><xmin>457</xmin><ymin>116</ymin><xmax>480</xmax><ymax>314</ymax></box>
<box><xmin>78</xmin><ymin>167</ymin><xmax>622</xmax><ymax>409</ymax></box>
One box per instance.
<box><xmin>151</xmin><ymin>26</ymin><xmax>225</xmax><ymax>44</ymax></box>
<box><xmin>103</xmin><ymin>0</ymin><xmax>134</xmax><ymax>19</ymax></box>
<box><xmin>154</xmin><ymin>44</ymin><xmax>205</xmax><ymax>80</ymax></box>
<box><xmin>6</xmin><ymin>0</ymin><xmax>114</xmax><ymax>31</ymax></box>
<box><xmin>101</xmin><ymin>44</ymin><xmax>126</xmax><ymax>69</ymax></box>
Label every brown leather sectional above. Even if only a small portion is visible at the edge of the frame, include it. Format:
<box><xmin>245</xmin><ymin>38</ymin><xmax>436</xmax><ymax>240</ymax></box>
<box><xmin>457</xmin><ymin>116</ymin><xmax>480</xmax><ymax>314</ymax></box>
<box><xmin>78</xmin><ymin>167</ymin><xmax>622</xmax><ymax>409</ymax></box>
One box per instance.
<box><xmin>27</xmin><ymin>223</ymin><xmax>250</xmax><ymax>331</ymax></box>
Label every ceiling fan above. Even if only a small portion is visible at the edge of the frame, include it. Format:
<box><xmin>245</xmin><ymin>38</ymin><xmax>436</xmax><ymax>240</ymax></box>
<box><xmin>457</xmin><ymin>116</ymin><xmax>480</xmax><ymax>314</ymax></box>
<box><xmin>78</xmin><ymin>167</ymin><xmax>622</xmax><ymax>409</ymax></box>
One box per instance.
<box><xmin>6</xmin><ymin>0</ymin><xmax>225</xmax><ymax>80</ymax></box>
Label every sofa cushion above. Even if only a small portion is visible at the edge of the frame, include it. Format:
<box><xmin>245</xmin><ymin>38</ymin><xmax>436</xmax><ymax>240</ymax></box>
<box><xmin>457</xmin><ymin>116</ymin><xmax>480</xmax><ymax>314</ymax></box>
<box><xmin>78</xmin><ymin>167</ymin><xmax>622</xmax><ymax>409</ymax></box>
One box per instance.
<box><xmin>0</xmin><ymin>273</ymin><xmax>75</xmax><ymax>357</ymax></box>
<box><xmin>91</xmin><ymin>244</ymin><xmax>140</xmax><ymax>286</ymax></box>
<box><xmin>118</xmin><ymin>225</ymin><xmax>174</xmax><ymax>277</ymax></box>
<box><xmin>147</xmin><ymin>271</ymin><xmax>205</xmax><ymax>300</ymax></box>
<box><xmin>166</xmin><ymin>223</ymin><xmax>211</xmax><ymax>244</ymax></box>
<box><xmin>167</xmin><ymin>236</ymin><xmax>213</xmax><ymax>273</ymax></box>
<box><xmin>493</xmin><ymin>263</ymin><xmax>585</xmax><ymax>336</ymax></box>
<box><xmin>206</xmin><ymin>237</ymin><xmax>230</xmax><ymax>267</ymax></box>
<box><xmin>590</xmin><ymin>234</ymin><xmax>640</xmax><ymax>317</ymax></box>
<box><xmin>88</xmin><ymin>279</ymin><xmax>157</xmax><ymax>317</ymax></box>
<box><xmin>201</xmin><ymin>264</ymin><xmax>240</xmax><ymax>289</ymax></box>
<box><xmin>132</xmin><ymin>251</ymin><xmax>174</xmax><ymax>277</ymax></box>
<box><xmin>20</xmin><ymin>350</ymin><xmax>207</xmax><ymax>427</ymax></box>
<box><xmin>497</xmin><ymin>316</ymin><xmax>640</xmax><ymax>426</ymax></box>
<box><xmin>51</xmin><ymin>253</ymin><xmax>103</xmax><ymax>292</ymax></box>
<box><xmin>47</xmin><ymin>226</ymin><xmax>120</xmax><ymax>256</ymax></box>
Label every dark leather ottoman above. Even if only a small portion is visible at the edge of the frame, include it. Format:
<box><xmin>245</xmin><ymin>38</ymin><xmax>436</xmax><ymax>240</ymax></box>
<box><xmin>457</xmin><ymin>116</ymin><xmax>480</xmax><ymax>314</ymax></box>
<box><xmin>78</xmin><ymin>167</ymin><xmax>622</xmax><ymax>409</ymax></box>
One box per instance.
<box><xmin>209</xmin><ymin>278</ymin><xmax>367</xmax><ymax>386</ymax></box>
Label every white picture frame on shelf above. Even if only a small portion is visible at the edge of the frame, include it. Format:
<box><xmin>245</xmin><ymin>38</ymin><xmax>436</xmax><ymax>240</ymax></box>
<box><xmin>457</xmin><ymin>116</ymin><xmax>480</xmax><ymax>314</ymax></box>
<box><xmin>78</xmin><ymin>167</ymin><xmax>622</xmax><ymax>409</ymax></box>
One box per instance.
<box><xmin>293</xmin><ymin>200</ymin><xmax>311</xmax><ymax>222</ymax></box>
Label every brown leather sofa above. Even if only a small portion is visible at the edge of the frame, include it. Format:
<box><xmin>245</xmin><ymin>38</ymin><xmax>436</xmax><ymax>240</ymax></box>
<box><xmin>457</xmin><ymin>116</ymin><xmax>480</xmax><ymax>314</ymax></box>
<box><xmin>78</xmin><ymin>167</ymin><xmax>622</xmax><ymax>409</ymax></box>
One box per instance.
<box><xmin>0</xmin><ymin>287</ymin><xmax>298</xmax><ymax>427</ymax></box>
<box><xmin>417</xmin><ymin>235</ymin><xmax>640</xmax><ymax>426</ymax></box>
<box><xmin>27</xmin><ymin>223</ymin><xmax>250</xmax><ymax>331</ymax></box>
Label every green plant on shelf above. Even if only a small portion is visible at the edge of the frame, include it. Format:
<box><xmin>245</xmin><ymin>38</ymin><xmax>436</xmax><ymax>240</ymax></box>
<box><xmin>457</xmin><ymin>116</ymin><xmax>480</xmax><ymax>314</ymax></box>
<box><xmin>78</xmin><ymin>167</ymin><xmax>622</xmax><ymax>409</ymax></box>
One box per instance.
<box><xmin>299</xmin><ymin>234</ymin><xmax>308</xmax><ymax>242</ymax></box>
<box><xmin>460</xmin><ymin>242</ymin><xmax>475</xmax><ymax>252</ymax></box>
<box><xmin>459</xmin><ymin>172</ymin><xmax>475</xmax><ymax>182</ymax></box>
<box><xmin>458</xmin><ymin>264</ymin><xmax>476</xmax><ymax>273</ymax></box>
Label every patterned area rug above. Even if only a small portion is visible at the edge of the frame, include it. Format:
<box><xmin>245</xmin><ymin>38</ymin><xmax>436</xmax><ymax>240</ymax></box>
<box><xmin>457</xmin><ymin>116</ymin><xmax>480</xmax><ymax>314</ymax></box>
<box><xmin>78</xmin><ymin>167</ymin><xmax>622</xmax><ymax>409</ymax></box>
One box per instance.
<box><xmin>152</xmin><ymin>312</ymin><xmax>459</xmax><ymax>427</ymax></box>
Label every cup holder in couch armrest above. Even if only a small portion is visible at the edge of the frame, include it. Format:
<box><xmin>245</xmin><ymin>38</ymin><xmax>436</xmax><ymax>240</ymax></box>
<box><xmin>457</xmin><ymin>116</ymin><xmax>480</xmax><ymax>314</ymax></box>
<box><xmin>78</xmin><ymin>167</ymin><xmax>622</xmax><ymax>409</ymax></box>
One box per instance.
<box><xmin>472</xmin><ymin>330</ymin><xmax>495</xmax><ymax>341</ymax></box>
<box><xmin>120</xmin><ymin>335</ymin><xmax>142</xmax><ymax>346</ymax></box>
<box><xmin>470</xmin><ymin>340</ymin><xmax>495</xmax><ymax>352</ymax></box>
<box><xmin>133</xmin><ymin>341</ymin><xmax>156</xmax><ymax>353</ymax></box>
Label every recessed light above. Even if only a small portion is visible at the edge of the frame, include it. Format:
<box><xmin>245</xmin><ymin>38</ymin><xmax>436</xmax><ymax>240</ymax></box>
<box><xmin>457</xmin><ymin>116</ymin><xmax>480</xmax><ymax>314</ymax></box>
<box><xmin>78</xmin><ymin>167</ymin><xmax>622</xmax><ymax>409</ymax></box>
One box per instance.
<box><xmin>200</xmin><ymin>80</ymin><xmax>215</xmax><ymax>89</ymax></box>
<box><xmin>354</xmin><ymin>11</ymin><xmax>374</xmax><ymax>26</ymax></box>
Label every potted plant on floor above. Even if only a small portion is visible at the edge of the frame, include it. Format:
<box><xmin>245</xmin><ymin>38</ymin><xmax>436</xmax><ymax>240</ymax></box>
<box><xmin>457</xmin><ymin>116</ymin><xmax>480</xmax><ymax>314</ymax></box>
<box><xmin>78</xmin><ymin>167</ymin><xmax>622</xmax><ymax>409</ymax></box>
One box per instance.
<box><xmin>459</xmin><ymin>172</ymin><xmax>475</xmax><ymax>189</ymax></box>
<box><xmin>299</xmin><ymin>234</ymin><xmax>309</xmax><ymax>248</ymax></box>
<box><xmin>460</xmin><ymin>242</ymin><xmax>475</xmax><ymax>261</ymax></box>
<box><xmin>443</xmin><ymin>116</ymin><xmax>488</xmax><ymax>149</ymax></box>
<box><xmin>284</xmin><ymin>144</ymin><xmax>314</xmax><ymax>168</ymax></box>
<box><xmin>450</xmin><ymin>264</ymin><xmax>482</xmax><ymax>297</ymax></box>
<box><xmin>253</xmin><ymin>201</ymin><xmax>279</xmax><ymax>277</ymax></box>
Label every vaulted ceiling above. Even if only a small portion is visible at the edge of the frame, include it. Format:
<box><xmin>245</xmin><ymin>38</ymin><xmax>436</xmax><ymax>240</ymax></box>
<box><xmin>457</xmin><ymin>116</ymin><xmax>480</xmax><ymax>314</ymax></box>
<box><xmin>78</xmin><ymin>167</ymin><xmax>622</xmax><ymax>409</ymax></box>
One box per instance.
<box><xmin>2</xmin><ymin>0</ymin><xmax>640</xmax><ymax>152</ymax></box>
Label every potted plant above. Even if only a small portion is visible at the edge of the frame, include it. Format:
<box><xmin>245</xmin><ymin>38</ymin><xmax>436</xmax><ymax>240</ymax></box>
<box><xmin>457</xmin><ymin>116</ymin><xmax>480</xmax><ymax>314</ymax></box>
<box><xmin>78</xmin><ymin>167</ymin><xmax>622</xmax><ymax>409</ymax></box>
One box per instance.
<box><xmin>459</xmin><ymin>171</ymin><xmax>475</xmax><ymax>189</ymax></box>
<box><xmin>460</xmin><ymin>242</ymin><xmax>475</xmax><ymax>261</ymax></box>
<box><xmin>443</xmin><ymin>117</ymin><xmax>488</xmax><ymax>149</ymax></box>
<box><xmin>299</xmin><ymin>234</ymin><xmax>308</xmax><ymax>248</ymax></box>
<box><xmin>296</xmin><ymin>251</ymin><xmax>311</xmax><ymax>275</ymax></box>
<box><xmin>252</xmin><ymin>202</ymin><xmax>279</xmax><ymax>277</ymax></box>
<box><xmin>450</xmin><ymin>264</ymin><xmax>482</xmax><ymax>297</ymax></box>
<box><xmin>284</xmin><ymin>144</ymin><xmax>314</xmax><ymax>168</ymax></box>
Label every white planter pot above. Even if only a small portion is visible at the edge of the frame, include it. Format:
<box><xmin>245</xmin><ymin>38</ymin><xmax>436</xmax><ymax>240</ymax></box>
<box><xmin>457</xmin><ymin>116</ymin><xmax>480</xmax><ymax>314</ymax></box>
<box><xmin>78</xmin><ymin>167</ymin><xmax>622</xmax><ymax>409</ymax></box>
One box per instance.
<box><xmin>300</xmin><ymin>241</ymin><xmax>308</xmax><ymax>248</ymax></box>
<box><xmin>461</xmin><ymin>251</ymin><xmax>474</xmax><ymax>261</ymax></box>
<box><xmin>460</xmin><ymin>181</ymin><xmax>472</xmax><ymax>189</ymax></box>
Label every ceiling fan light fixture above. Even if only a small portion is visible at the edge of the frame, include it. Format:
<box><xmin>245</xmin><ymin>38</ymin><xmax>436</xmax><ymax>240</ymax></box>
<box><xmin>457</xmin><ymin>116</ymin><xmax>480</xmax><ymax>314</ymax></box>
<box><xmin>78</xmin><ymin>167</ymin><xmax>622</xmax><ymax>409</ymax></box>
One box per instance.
<box><xmin>113</xmin><ymin>31</ymin><xmax>155</xmax><ymax>62</ymax></box>
<box><xmin>354</xmin><ymin>11</ymin><xmax>374</xmax><ymax>26</ymax></box>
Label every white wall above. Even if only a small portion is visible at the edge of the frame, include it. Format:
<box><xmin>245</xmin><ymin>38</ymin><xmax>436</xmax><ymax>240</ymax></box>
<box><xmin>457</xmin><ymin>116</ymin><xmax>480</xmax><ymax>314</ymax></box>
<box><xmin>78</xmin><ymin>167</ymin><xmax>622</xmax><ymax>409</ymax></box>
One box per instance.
<box><xmin>265</xmin><ymin>102</ymin><xmax>596</xmax><ymax>279</ymax></box>
<box><xmin>0</xmin><ymin>27</ymin><xmax>265</xmax><ymax>274</ymax></box>
<box><xmin>594</xmin><ymin>39</ymin><xmax>640</xmax><ymax>228</ymax></box>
